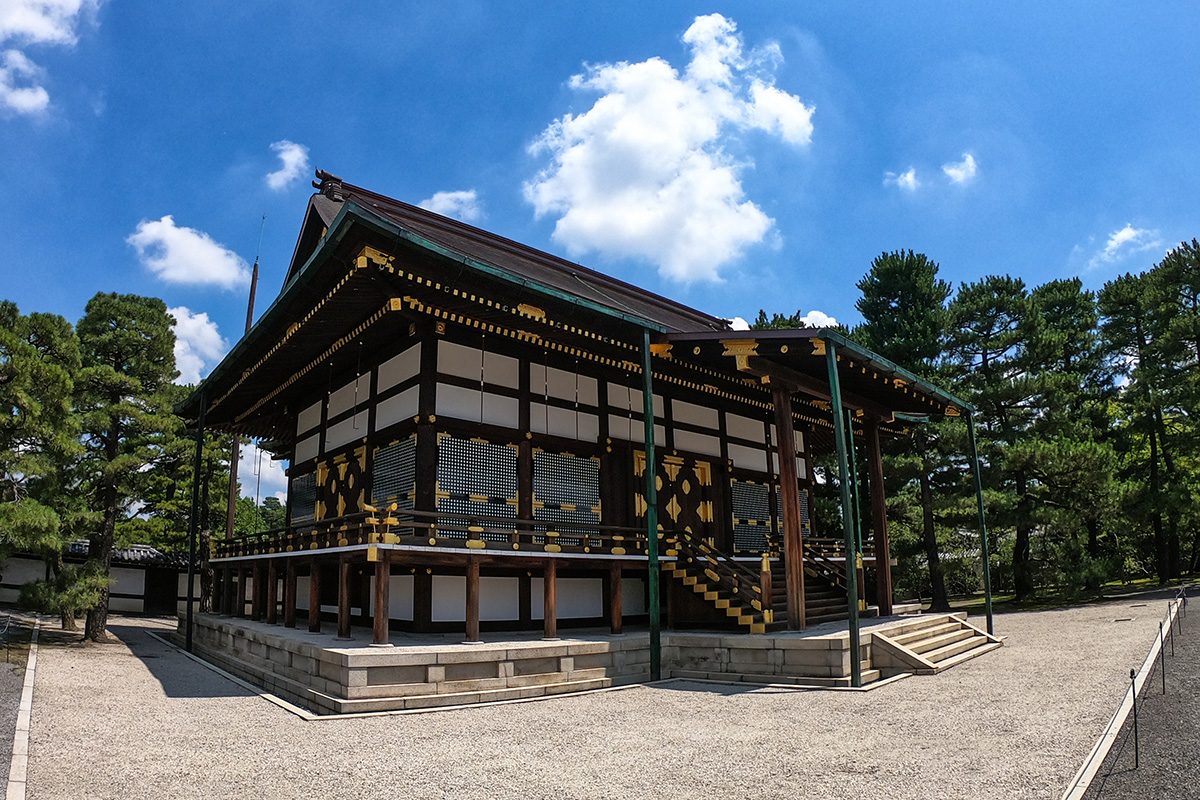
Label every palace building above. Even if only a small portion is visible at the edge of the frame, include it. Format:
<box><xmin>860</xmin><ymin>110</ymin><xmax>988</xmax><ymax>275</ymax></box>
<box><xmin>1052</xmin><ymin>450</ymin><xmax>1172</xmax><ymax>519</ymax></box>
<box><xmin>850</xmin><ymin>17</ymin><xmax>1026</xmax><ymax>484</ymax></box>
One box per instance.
<box><xmin>177</xmin><ymin>170</ymin><xmax>998</xmax><ymax>711</ymax></box>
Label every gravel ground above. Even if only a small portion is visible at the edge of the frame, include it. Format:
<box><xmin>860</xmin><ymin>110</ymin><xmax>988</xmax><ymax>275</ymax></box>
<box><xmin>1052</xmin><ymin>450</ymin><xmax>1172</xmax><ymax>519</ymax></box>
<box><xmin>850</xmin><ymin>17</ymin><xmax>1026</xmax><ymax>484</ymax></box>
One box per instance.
<box><xmin>0</xmin><ymin>615</ymin><xmax>31</xmax><ymax>788</ymax></box>
<box><xmin>24</xmin><ymin>600</ymin><xmax>1170</xmax><ymax>800</ymax></box>
<box><xmin>1083</xmin><ymin>600</ymin><xmax>1197</xmax><ymax>799</ymax></box>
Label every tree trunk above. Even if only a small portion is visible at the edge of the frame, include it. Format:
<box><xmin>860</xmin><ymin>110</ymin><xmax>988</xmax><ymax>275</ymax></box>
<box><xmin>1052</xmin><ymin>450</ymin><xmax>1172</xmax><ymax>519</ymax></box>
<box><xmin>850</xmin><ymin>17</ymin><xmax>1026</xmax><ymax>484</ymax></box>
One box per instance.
<box><xmin>84</xmin><ymin>487</ymin><xmax>118</xmax><ymax>642</ymax></box>
<box><xmin>918</xmin><ymin>463</ymin><xmax>949</xmax><ymax>611</ymax></box>
<box><xmin>1148</xmin><ymin>423</ymin><xmax>1167</xmax><ymax>585</ymax></box>
<box><xmin>1085</xmin><ymin>517</ymin><xmax>1102</xmax><ymax>591</ymax></box>
<box><xmin>1013</xmin><ymin>470</ymin><xmax>1034</xmax><ymax>602</ymax></box>
<box><xmin>199</xmin><ymin>528</ymin><xmax>213</xmax><ymax>613</ymax></box>
<box><xmin>61</xmin><ymin>612</ymin><xmax>77</xmax><ymax>631</ymax></box>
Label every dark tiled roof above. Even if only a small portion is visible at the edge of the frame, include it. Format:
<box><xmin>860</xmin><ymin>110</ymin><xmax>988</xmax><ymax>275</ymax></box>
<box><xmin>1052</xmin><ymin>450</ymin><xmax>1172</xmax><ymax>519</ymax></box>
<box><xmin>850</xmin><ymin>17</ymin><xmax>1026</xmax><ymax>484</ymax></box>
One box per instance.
<box><xmin>65</xmin><ymin>542</ymin><xmax>187</xmax><ymax>568</ymax></box>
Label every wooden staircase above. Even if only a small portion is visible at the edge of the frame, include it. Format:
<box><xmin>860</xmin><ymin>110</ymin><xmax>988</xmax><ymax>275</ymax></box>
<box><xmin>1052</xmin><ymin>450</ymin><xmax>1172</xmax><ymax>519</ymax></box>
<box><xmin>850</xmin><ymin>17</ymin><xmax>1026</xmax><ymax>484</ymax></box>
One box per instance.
<box><xmin>871</xmin><ymin>612</ymin><xmax>1002</xmax><ymax>674</ymax></box>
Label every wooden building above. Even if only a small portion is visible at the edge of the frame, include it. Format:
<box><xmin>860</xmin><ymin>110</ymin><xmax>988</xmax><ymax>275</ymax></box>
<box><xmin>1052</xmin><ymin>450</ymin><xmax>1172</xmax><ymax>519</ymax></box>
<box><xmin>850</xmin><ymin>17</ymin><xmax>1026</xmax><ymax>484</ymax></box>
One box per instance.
<box><xmin>180</xmin><ymin>171</ymin><xmax>983</xmax><ymax>669</ymax></box>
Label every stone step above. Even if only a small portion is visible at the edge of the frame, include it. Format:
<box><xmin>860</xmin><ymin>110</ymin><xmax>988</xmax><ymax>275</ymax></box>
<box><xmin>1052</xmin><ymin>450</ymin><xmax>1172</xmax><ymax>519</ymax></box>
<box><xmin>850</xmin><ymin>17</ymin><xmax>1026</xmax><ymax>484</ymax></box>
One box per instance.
<box><xmin>931</xmin><ymin>640</ymin><xmax>1003</xmax><ymax>672</ymax></box>
<box><xmin>925</xmin><ymin>634</ymin><xmax>990</xmax><ymax>664</ymax></box>
<box><xmin>891</xmin><ymin>621</ymin><xmax>963</xmax><ymax>647</ymax></box>
<box><xmin>671</xmin><ymin>667</ymin><xmax>881</xmax><ymax>688</ymax></box>
<box><xmin>907</xmin><ymin>627</ymin><xmax>975</xmax><ymax>655</ymax></box>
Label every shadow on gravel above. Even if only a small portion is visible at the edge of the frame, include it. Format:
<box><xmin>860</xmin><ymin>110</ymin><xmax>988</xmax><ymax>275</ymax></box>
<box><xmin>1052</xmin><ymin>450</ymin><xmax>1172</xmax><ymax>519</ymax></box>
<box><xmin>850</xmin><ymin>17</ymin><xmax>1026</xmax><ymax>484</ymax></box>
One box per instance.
<box><xmin>103</xmin><ymin>624</ymin><xmax>255</xmax><ymax>700</ymax></box>
<box><xmin>655</xmin><ymin>680</ymin><xmax>795</xmax><ymax>696</ymax></box>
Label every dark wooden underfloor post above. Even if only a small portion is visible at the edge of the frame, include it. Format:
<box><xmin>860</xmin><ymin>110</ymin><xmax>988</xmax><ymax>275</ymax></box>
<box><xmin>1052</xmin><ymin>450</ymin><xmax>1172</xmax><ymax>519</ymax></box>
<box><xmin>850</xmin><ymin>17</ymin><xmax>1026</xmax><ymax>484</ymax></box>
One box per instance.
<box><xmin>238</xmin><ymin>566</ymin><xmax>249</xmax><ymax>618</ymax></box>
<box><xmin>543</xmin><ymin>558</ymin><xmax>558</xmax><ymax>639</ymax></box>
<box><xmin>373</xmin><ymin>552</ymin><xmax>391</xmax><ymax>645</ymax></box>
<box><xmin>265</xmin><ymin>559</ymin><xmax>278</xmax><ymax>624</ymax></box>
<box><xmin>772</xmin><ymin>386</ymin><xmax>806</xmax><ymax>630</ymax></box>
<box><xmin>283</xmin><ymin>559</ymin><xmax>297</xmax><ymax>628</ymax></box>
<box><xmin>866</xmin><ymin>418</ymin><xmax>893</xmax><ymax>616</ymax></box>
<box><xmin>250</xmin><ymin>561</ymin><xmax>264</xmax><ymax>621</ymax></box>
<box><xmin>465</xmin><ymin>557</ymin><xmax>480</xmax><ymax>642</ymax></box>
<box><xmin>337</xmin><ymin>556</ymin><xmax>352</xmax><ymax>639</ymax></box>
<box><xmin>609</xmin><ymin>562</ymin><xmax>623</xmax><ymax>635</ymax></box>
<box><xmin>307</xmin><ymin>558</ymin><xmax>321</xmax><ymax>633</ymax></box>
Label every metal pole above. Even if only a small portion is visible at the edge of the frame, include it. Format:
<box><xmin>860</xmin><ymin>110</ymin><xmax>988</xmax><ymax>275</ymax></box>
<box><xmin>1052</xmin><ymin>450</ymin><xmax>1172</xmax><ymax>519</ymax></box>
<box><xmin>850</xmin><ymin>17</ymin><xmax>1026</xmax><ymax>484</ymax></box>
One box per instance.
<box><xmin>825</xmin><ymin>341</ymin><xmax>861</xmax><ymax>688</ymax></box>
<box><xmin>641</xmin><ymin>329</ymin><xmax>661</xmax><ymax>681</ymax></box>
<box><xmin>186</xmin><ymin>390</ymin><xmax>206</xmax><ymax>653</ymax></box>
<box><xmin>845</xmin><ymin>411</ymin><xmax>863</xmax><ymax>555</ymax></box>
<box><xmin>966</xmin><ymin>411</ymin><xmax>994</xmax><ymax>636</ymax></box>
<box><xmin>1130</xmin><ymin>669</ymin><xmax>1139</xmax><ymax>769</ymax></box>
<box><xmin>224</xmin><ymin>260</ymin><xmax>260</xmax><ymax>539</ymax></box>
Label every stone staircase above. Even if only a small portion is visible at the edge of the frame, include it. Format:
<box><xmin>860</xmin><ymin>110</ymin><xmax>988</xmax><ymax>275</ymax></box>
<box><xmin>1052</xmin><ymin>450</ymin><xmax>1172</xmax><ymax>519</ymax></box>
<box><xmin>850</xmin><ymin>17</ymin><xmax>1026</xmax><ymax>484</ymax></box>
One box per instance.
<box><xmin>870</xmin><ymin>612</ymin><xmax>1002</xmax><ymax>675</ymax></box>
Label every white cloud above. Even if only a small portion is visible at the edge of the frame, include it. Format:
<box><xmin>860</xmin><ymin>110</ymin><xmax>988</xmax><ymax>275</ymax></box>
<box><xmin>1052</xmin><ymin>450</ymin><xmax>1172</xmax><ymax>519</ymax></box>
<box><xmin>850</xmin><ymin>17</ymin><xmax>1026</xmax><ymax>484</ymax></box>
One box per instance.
<box><xmin>419</xmin><ymin>189</ymin><xmax>482</xmax><ymax>222</ymax></box>
<box><xmin>524</xmin><ymin>13</ymin><xmax>814</xmax><ymax>283</ymax></box>
<box><xmin>168</xmin><ymin>306</ymin><xmax>227</xmax><ymax>385</ymax></box>
<box><xmin>264</xmin><ymin>140</ymin><xmax>310</xmax><ymax>191</ymax></box>
<box><xmin>0</xmin><ymin>1</ymin><xmax>98</xmax><ymax>115</ymax></box>
<box><xmin>238</xmin><ymin>444</ymin><xmax>288</xmax><ymax>503</ymax></box>
<box><xmin>942</xmin><ymin>152</ymin><xmax>978</xmax><ymax>185</ymax></box>
<box><xmin>799</xmin><ymin>309</ymin><xmax>837</xmax><ymax>328</ymax></box>
<box><xmin>727</xmin><ymin>316</ymin><xmax>751</xmax><ymax>331</ymax></box>
<box><xmin>0</xmin><ymin>49</ymin><xmax>47</xmax><ymax>113</ymax></box>
<box><xmin>126</xmin><ymin>215</ymin><xmax>250</xmax><ymax>289</ymax></box>
<box><xmin>883</xmin><ymin>167</ymin><xmax>919</xmax><ymax>192</ymax></box>
<box><xmin>1087</xmin><ymin>223</ymin><xmax>1162</xmax><ymax>270</ymax></box>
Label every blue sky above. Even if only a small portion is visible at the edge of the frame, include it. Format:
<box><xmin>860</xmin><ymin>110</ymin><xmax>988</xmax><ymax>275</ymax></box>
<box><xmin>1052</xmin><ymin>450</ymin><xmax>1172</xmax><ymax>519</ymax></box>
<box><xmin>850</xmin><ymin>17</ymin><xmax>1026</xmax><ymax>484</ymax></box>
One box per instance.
<box><xmin>4</xmin><ymin>2</ymin><xmax>1200</xmax><ymax>382</ymax></box>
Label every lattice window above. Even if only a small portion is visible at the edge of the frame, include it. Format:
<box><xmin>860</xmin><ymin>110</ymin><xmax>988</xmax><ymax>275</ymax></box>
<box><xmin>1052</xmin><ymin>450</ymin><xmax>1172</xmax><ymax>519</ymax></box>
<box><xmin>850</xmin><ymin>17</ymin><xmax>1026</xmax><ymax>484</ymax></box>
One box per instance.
<box><xmin>731</xmin><ymin>479</ymin><xmax>771</xmax><ymax>552</ymax></box>
<box><xmin>290</xmin><ymin>472</ymin><xmax>317</xmax><ymax>525</ymax></box>
<box><xmin>372</xmin><ymin>436</ymin><xmax>416</xmax><ymax>535</ymax></box>
<box><xmin>533</xmin><ymin>450</ymin><xmax>600</xmax><ymax>546</ymax></box>
<box><xmin>436</xmin><ymin>434</ymin><xmax>518</xmax><ymax>541</ymax></box>
<box><xmin>799</xmin><ymin>487</ymin><xmax>813</xmax><ymax>537</ymax></box>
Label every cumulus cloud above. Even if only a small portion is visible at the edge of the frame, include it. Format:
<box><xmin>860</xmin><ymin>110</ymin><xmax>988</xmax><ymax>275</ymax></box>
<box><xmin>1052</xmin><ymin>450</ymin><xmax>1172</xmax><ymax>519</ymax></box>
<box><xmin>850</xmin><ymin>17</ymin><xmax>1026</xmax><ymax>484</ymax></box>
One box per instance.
<box><xmin>419</xmin><ymin>189</ymin><xmax>482</xmax><ymax>222</ymax></box>
<box><xmin>264</xmin><ymin>140</ymin><xmax>310</xmax><ymax>191</ymax></box>
<box><xmin>883</xmin><ymin>167</ymin><xmax>919</xmax><ymax>192</ymax></box>
<box><xmin>524</xmin><ymin>13</ymin><xmax>814</xmax><ymax>283</ymax></box>
<box><xmin>168</xmin><ymin>306</ymin><xmax>227</xmax><ymax>384</ymax></box>
<box><xmin>942</xmin><ymin>152</ymin><xmax>978</xmax><ymax>185</ymax></box>
<box><xmin>127</xmin><ymin>215</ymin><xmax>250</xmax><ymax>289</ymax></box>
<box><xmin>1087</xmin><ymin>224</ymin><xmax>1162</xmax><ymax>270</ymax></box>
<box><xmin>238</xmin><ymin>444</ymin><xmax>289</xmax><ymax>502</ymax></box>
<box><xmin>0</xmin><ymin>0</ymin><xmax>99</xmax><ymax>115</ymax></box>
<box><xmin>727</xmin><ymin>316</ymin><xmax>751</xmax><ymax>331</ymax></box>
<box><xmin>799</xmin><ymin>309</ymin><xmax>837</xmax><ymax>328</ymax></box>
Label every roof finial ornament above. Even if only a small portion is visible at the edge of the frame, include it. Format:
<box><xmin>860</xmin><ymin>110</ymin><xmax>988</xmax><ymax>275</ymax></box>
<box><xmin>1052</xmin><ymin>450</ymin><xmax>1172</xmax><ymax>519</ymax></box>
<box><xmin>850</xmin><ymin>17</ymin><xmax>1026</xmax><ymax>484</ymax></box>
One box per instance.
<box><xmin>313</xmin><ymin>168</ymin><xmax>345</xmax><ymax>199</ymax></box>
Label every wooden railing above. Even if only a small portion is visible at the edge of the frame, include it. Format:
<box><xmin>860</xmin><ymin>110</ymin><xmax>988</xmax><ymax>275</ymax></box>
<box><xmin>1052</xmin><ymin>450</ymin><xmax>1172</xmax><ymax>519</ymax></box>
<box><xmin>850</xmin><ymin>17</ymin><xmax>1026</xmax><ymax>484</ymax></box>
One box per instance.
<box><xmin>213</xmin><ymin>507</ymin><xmax>654</xmax><ymax>560</ymax></box>
<box><xmin>666</xmin><ymin>530</ymin><xmax>772</xmax><ymax>615</ymax></box>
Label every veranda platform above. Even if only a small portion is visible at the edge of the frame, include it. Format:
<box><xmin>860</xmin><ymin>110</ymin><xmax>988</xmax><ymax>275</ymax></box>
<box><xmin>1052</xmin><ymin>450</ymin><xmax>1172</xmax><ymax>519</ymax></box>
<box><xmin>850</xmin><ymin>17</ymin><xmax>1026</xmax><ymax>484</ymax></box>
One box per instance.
<box><xmin>174</xmin><ymin>607</ymin><xmax>1001</xmax><ymax>714</ymax></box>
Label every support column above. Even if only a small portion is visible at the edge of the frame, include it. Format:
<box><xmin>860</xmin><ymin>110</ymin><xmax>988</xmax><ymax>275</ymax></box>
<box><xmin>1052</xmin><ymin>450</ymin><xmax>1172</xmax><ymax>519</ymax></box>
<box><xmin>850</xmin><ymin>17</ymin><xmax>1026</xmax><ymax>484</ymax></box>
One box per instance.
<box><xmin>373</xmin><ymin>551</ymin><xmax>392</xmax><ymax>645</ymax></box>
<box><xmin>222</xmin><ymin>567</ymin><xmax>235</xmax><ymax>616</ymax></box>
<box><xmin>866</xmin><ymin>418</ymin><xmax>893</xmax><ymax>616</ymax></box>
<box><xmin>640</xmin><ymin>330</ymin><xmax>660</xmax><ymax>678</ymax></box>
<box><xmin>609</xmin><ymin>562</ymin><xmax>623</xmax><ymax>635</ymax></box>
<box><xmin>771</xmin><ymin>385</ymin><xmax>806</xmax><ymax>630</ymax></box>
<box><xmin>238</xmin><ymin>566</ymin><xmax>249</xmax><ymax>618</ymax></box>
<box><xmin>465</xmin><ymin>557</ymin><xmax>480</xmax><ymax>643</ymax></box>
<box><xmin>250</xmin><ymin>561</ymin><xmax>264</xmax><ymax>621</ymax></box>
<box><xmin>184</xmin><ymin>390</ymin><xmax>206</xmax><ymax>652</ymax></box>
<box><xmin>307</xmin><ymin>559</ymin><xmax>321</xmax><ymax>633</ymax></box>
<box><xmin>543</xmin><ymin>558</ymin><xmax>558</xmax><ymax>639</ymax></box>
<box><xmin>283</xmin><ymin>559</ymin><xmax>297</xmax><ymax>628</ymax></box>
<box><xmin>967</xmin><ymin>411</ymin><xmax>995</xmax><ymax>635</ymax></box>
<box><xmin>265</xmin><ymin>559</ymin><xmax>278</xmax><ymax>624</ymax></box>
<box><xmin>337</xmin><ymin>556</ymin><xmax>352</xmax><ymax>639</ymax></box>
<box><xmin>825</xmin><ymin>340</ymin><xmax>862</xmax><ymax>688</ymax></box>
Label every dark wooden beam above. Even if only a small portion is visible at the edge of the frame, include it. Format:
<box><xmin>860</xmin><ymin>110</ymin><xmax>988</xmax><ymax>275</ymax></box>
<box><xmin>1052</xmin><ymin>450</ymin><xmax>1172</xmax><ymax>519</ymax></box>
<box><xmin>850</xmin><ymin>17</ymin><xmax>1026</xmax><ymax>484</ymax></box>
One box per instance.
<box><xmin>746</xmin><ymin>356</ymin><xmax>892</xmax><ymax>420</ymax></box>
<box><xmin>465</xmin><ymin>556</ymin><xmax>480</xmax><ymax>642</ymax></box>
<box><xmin>373</xmin><ymin>551</ymin><xmax>391</xmax><ymax>645</ymax></box>
<box><xmin>265</xmin><ymin>559</ymin><xmax>278</xmax><ymax>624</ymax></box>
<box><xmin>543</xmin><ymin>558</ymin><xmax>558</xmax><ymax>639</ymax></box>
<box><xmin>866</xmin><ymin>418</ymin><xmax>893</xmax><ymax>616</ymax></box>
<box><xmin>772</xmin><ymin>386</ymin><xmax>806</xmax><ymax>630</ymax></box>
<box><xmin>337</xmin><ymin>556</ymin><xmax>352</xmax><ymax>639</ymax></box>
<box><xmin>307</xmin><ymin>559</ymin><xmax>321</xmax><ymax>633</ymax></box>
<box><xmin>283</xmin><ymin>559</ymin><xmax>297</xmax><ymax>628</ymax></box>
<box><xmin>609</xmin><ymin>562</ymin><xmax>623</xmax><ymax>635</ymax></box>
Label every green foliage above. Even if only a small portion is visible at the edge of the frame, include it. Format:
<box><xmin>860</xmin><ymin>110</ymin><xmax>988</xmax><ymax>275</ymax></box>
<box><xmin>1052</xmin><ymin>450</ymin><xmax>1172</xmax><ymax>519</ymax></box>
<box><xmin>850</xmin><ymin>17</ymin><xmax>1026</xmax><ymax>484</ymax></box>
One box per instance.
<box><xmin>19</xmin><ymin>561</ymin><xmax>109</xmax><ymax>621</ymax></box>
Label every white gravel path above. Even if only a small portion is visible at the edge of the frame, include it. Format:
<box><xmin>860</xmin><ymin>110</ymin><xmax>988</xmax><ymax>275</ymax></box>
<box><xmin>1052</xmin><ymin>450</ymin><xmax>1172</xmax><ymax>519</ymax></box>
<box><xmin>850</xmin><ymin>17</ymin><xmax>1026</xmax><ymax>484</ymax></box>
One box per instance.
<box><xmin>24</xmin><ymin>600</ymin><xmax>1169</xmax><ymax>800</ymax></box>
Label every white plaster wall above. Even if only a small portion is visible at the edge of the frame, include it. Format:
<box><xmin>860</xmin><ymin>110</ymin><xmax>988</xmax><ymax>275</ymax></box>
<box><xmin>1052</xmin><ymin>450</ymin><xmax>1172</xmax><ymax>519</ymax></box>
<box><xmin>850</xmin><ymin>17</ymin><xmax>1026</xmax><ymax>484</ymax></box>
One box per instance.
<box><xmin>674</xmin><ymin>429</ymin><xmax>721</xmax><ymax>458</ymax></box>
<box><xmin>0</xmin><ymin>556</ymin><xmax>45</xmax><ymax>604</ymax></box>
<box><xmin>529</xmin><ymin>363</ymin><xmax>598</xmax><ymax>405</ymax></box>
<box><xmin>726</xmin><ymin>412</ymin><xmax>765</xmax><ymax>443</ymax></box>
<box><xmin>607</xmin><ymin>414</ymin><xmax>666</xmax><ymax>446</ymax></box>
<box><xmin>531</xmin><ymin>576</ymin><xmax>603</xmax><ymax>619</ymax></box>
<box><xmin>111</xmin><ymin>596</ymin><xmax>144</xmax><ymax>613</ymax></box>
<box><xmin>432</xmin><ymin>575</ymin><xmax>465</xmax><ymax>622</ymax></box>
<box><xmin>375</xmin><ymin>385</ymin><xmax>419</xmax><ymax>430</ymax></box>
<box><xmin>438</xmin><ymin>340</ymin><xmax>520</xmax><ymax>389</ymax></box>
<box><xmin>324</xmin><ymin>416</ymin><xmax>366</xmax><ymax>452</ymax></box>
<box><xmin>606</xmin><ymin>383</ymin><xmax>664</xmax><ymax>418</ymax></box>
<box><xmin>431</xmin><ymin>575</ymin><xmax>523</xmax><ymax>622</ymax></box>
<box><xmin>530</xmin><ymin>403</ymin><xmax>599</xmax><ymax>441</ymax></box>
<box><xmin>296</xmin><ymin>575</ymin><xmax>310</xmax><ymax>610</ymax></box>
<box><xmin>296</xmin><ymin>400</ymin><xmax>322</xmax><ymax>436</ymax></box>
<box><xmin>622</xmin><ymin>577</ymin><xmax>647</xmax><ymax>615</ymax></box>
<box><xmin>377</xmin><ymin>342</ymin><xmax>421</xmax><ymax>392</ymax></box>
<box><xmin>110</xmin><ymin>566</ymin><xmax>145</xmax><ymax>596</ymax></box>
<box><xmin>436</xmin><ymin>383</ymin><xmax>519</xmax><ymax>428</ymax></box>
<box><xmin>294</xmin><ymin>434</ymin><xmax>319</xmax><ymax>464</ymax></box>
<box><xmin>672</xmin><ymin>399</ymin><xmax>718</xmax><ymax>429</ymax></box>
<box><xmin>729</xmin><ymin>442</ymin><xmax>768</xmax><ymax>472</ymax></box>
<box><xmin>327</xmin><ymin>377</ymin><xmax>369</xmax><ymax>419</ymax></box>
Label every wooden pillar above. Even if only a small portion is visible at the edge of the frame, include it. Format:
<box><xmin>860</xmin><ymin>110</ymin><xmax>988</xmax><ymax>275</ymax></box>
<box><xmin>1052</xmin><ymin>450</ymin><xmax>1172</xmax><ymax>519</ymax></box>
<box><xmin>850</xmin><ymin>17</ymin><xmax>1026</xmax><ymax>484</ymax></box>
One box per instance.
<box><xmin>866</xmin><ymin>418</ymin><xmax>893</xmax><ymax>616</ymax></box>
<box><xmin>357</xmin><ymin>564</ymin><xmax>372</xmax><ymax>626</ymax></box>
<box><xmin>413</xmin><ymin>569</ymin><xmax>432</xmax><ymax>633</ymax></box>
<box><xmin>771</xmin><ymin>386</ymin><xmax>806</xmax><ymax>629</ymax></box>
<box><xmin>283</xmin><ymin>559</ymin><xmax>297</xmax><ymax>628</ymax></box>
<box><xmin>307</xmin><ymin>559</ymin><xmax>321</xmax><ymax>633</ymax></box>
<box><xmin>465</xmin><ymin>557</ymin><xmax>480</xmax><ymax>642</ymax></box>
<box><xmin>265</xmin><ymin>559</ymin><xmax>278</xmax><ymax>624</ymax></box>
<box><xmin>221</xmin><ymin>567</ymin><xmax>234</xmax><ymax>615</ymax></box>
<box><xmin>609</xmin><ymin>562</ymin><xmax>623</xmax><ymax>635</ymax></box>
<box><xmin>238</xmin><ymin>566</ymin><xmax>249</xmax><ymax>618</ymax></box>
<box><xmin>543</xmin><ymin>558</ymin><xmax>558</xmax><ymax>639</ymax></box>
<box><xmin>337</xmin><ymin>556</ymin><xmax>352</xmax><ymax>639</ymax></box>
<box><xmin>373</xmin><ymin>552</ymin><xmax>391</xmax><ymax>645</ymax></box>
<box><xmin>250</xmin><ymin>562</ymin><xmax>263</xmax><ymax>620</ymax></box>
<box><xmin>518</xmin><ymin>572</ymin><xmax>532</xmax><ymax>629</ymax></box>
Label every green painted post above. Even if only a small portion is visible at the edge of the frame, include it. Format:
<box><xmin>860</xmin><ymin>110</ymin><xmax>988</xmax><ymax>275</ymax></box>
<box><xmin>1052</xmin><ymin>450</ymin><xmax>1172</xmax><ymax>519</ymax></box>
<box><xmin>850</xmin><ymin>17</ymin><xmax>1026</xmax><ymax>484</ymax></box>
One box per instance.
<box><xmin>185</xmin><ymin>389</ymin><xmax>206</xmax><ymax>653</ymax></box>
<box><xmin>966</xmin><ymin>411</ymin><xmax>994</xmax><ymax>635</ymax></box>
<box><xmin>641</xmin><ymin>329</ymin><xmax>662</xmax><ymax>680</ymax></box>
<box><xmin>845</xmin><ymin>410</ymin><xmax>864</xmax><ymax>554</ymax></box>
<box><xmin>826</xmin><ymin>342</ymin><xmax>862</xmax><ymax>688</ymax></box>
